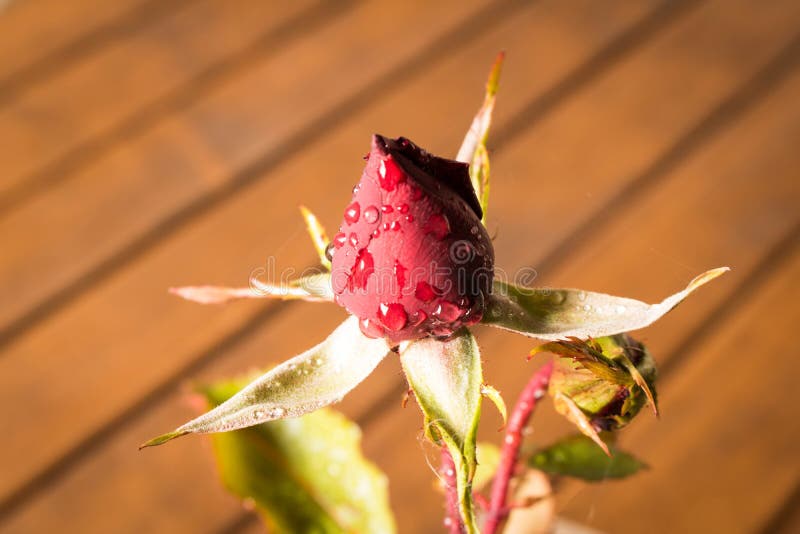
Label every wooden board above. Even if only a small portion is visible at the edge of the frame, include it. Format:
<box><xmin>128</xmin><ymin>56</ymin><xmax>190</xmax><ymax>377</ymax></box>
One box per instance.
<box><xmin>0</xmin><ymin>0</ymin><xmax>317</xmax><ymax>203</ymax></box>
<box><xmin>1</xmin><ymin>0</ymin><xmax>797</xmax><ymax>532</ymax></box>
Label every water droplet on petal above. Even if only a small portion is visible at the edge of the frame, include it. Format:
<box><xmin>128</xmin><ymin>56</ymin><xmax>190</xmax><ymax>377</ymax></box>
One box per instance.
<box><xmin>415</xmin><ymin>281</ymin><xmax>439</xmax><ymax>302</ymax></box>
<box><xmin>397</xmin><ymin>203</ymin><xmax>409</xmax><ymax>214</ymax></box>
<box><xmin>405</xmin><ymin>214</ymin><xmax>414</xmax><ymax>222</ymax></box>
<box><xmin>410</xmin><ymin>310</ymin><xmax>428</xmax><ymax>326</ymax></box>
<box><xmin>272</xmin><ymin>407</ymin><xmax>286</xmax><ymax>418</ymax></box>
<box><xmin>434</xmin><ymin>301</ymin><xmax>462</xmax><ymax>322</ymax></box>
<box><xmin>390</xmin><ymin>221</ymin><xmax>401</xmax><ymax>231</ymax></box>
<box><xmin>372</xmin><ymin>229</ymin><xmax>381</xmax><ymax>238</ymax></box>
<box><xmin>364</xmin><ymin>205</ymin><xmax>380</xmax><ymax>224</ymax></box>
<box><xmin>424</xmin><ymin>214</ymin><xmax>450</xmax><ymax>240</ymax></box>
<box><xmin>344</xmin><ymin>202</ymin><xmax>360</xmax><ymax>224</ymax></box>
<box><xmin>324</xmin><ymin>242</ymin><xmax>335</xmax><ymax>261</ymax></box>
<box><xmin>381</xmin><ymin>204</ymin><xmax>393</xmax><ymax>213</ymax></box>
<box><xmin>333</xmin><ymin>232</ymin><xmax>346</xmax><ymax>249</ymax></box>
<box><xmin>378</xmin><ymin>158</ymin><xmax>406</xmax><ymax>191</ymax></box>
<box><xmin>348</xmin><ymin>248</ymin><xmax>374</xmax><ymax>290</ymax></box>
<box><xmin>359</xmin><ymin>317</ymin><xmax>385</xmax><ymax>338</ymax></box>
<box><xmin>394</xmin><ymin>260</ymin><xmax>407</xmax><ymax>289</ymax></box>
<box><xmin>378</xmin><ymin>303</ymin><xmax>408</xmax><ymax>331</ymax></box>
<box><xmin>349</xmin><ymin>233</ymin><xmax>358</xmax><ymax>247</ymax></box>
<box><xmin>382</xmin><ymin>222</ymin><xmax>391</xmax><ymax>231</ymax></box>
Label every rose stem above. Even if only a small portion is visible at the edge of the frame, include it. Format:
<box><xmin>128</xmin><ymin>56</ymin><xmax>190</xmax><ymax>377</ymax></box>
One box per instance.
<box><xmin>483</xmin><ymin>360</ymin><xmax>554</xmax><ymax>534</ymax></box>
<box><xmin>440</xmin><ymin>447</ymin><xmax>464</xmax><ymax>534</ymax></box>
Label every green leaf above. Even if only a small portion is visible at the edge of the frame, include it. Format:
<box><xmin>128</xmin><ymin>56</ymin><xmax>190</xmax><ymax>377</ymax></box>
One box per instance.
<box><xmin>400</xmin><ymin>330</ymin><xmax>483</xmax><ymax>533</ymax></box>
<box><xmin>141</xmin><ymin>317</ymin><xmax>390</xmax><ymax>447</ymax></box>
<box><xmin>528</xmin><ymin>434</ymin><xmax>647</xmax><ymax>482</ymax></box>
<box><xmin>204</xmin><ymin>378</ymin><xmax>395</xmax><ymax>533</ymax></box>
<box><xmin>300</xmin><ymin>205</ymin><xmax>332</xmax><ymax>270</ymax></box>
<box><xmin>456</xmin><ymin>51</ymin><xmax>504</xmax><ymax>220</ymax></box>
<box><xmin>483</xmin><ymin>267</ymin><xmax>729</xmax><ymax>340</ymax></box>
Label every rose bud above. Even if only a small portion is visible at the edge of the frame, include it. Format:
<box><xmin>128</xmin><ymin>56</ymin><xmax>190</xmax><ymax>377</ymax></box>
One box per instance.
<box><xmin>330</xmin><ymin>134</ymin><xmax>494</xmax><ymax>344</ymax></box>
<box><xmin>540</xmin><ymin>334</ymin><xmax>658</xmax><ymax>434</ymax></box>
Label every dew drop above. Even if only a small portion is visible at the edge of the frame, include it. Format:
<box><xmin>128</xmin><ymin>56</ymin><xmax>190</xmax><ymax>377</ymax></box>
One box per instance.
<box><xmin>372</xmin><ymin>229</ymin><xmax>381</xmax><ymax>238</ymax></box>
<box><xmin>378</xmin><ymin>303</ymin><xmax>408</xmax><ymax>331</ymax></box>
<box><xmin>390</xmin><ymin>220</ymin><xmax>401</xmax><ymax>231</ymax></box>
<box><xmin>378</xmin><ymin>158</ymin><xmax>406</xmax><ymax>191</ymax></box>
<box><xmin>433</xmin><ymin>301</ymin><xmax>462</xmax><ymax>322</ymax></box>
<box><xmin>414</xmin><ymin>281</ymin><xmax>439</xmax><ymax>302</ymax></box>
<box><xmin>394</xmin><ymin>260</ymin><xmax>407</xmax><ymax>289</ymax></box>
<box><xmin>397</xmin><ymin>203</ymin><xmax>409</xmax><ymax>214</ymax></box>
<box><xmin>382</xmin><ymin>222</ymin><xmax>390</xmax><ymax>231</ymax></box>
<box><xmin>363</xmin><ymin>205</ymin><xmax>380</xmax><ymax>224</ymax></box>
<box><xmin>348</xmin><ymin>232</ymin><xmax>358</xmax><ymax>247</ymax></box>
<box><xmin>333</xmin><ymin>232</ymin><xmax>346</xmax><ymax>249</ymax></box>
<box><xmin>359</xmin><ymin>317</ymin><xmax>385</xmax><ymax>338</ymax></box>
<box><xmin>272</xmin><ymin>407</ymin><xmax>286</xmax><ymax>418</ymax></box>
<box><xmin>344</xmin><ymin>202</ymin><xmax>360</xmax><ymax>224</ymax></box>
<box><xmin>405</xmin><ymin>214</ymin><xmax>414</xmax><ymax>222</ymax></box>
<box><xmin>424</xmin><ymin>213</ymin><xmax>450</xmax><ymax>240</ymax></box>
<box><xmin>348</xmin><ymin>248</ymin><xmax>374</xmax><ymax>290</ymax></box>
<box><xmin>410</xmin><ymin>310</ymin><xmax>428</xmax><ymax>326</ymax></box>
<box><xmin>324</xmin><ymin>242</ymin><xmax>335</xmax><ymax>262</ymax></box>
<box><xmin>381</xmin><ymin>204</ymin><xmax>393</xmax><ymax>213</ymax></box>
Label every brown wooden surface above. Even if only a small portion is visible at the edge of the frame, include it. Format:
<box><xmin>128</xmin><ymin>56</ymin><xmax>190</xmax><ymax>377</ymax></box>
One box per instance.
<box><xmin>0</xmin><ymin>0</ymin><xmax>797</xmax><ymax>532</ymax></box>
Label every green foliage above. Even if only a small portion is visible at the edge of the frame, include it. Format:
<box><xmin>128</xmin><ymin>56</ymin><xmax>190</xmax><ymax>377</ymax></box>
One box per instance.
<box><xmin>141</xmin><ymin>317</ymin><xmax>389</xmax><ymax>447</ymax></box>
<box><xmin>529</xmin><ymin>434</ymin><xmax>647</xmax><ymax>482</ymax></box>
<box><xmin>483</xmin><ymin>268</ymin><xmax>728</xmax><ymax>340</ymax></box>
<box><xmin>400</xmin><ymin>330</ymin><xmax>483</xmax><ymax>533</ymax></box>
<box><xmin>204</xmin><ymin>377</ymin><xmax>396</xmax><ymax>533</ymax></box>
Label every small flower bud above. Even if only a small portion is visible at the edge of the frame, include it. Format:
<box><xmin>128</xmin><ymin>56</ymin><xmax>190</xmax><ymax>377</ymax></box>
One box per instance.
<box><xmin>331</xmin><ymin>135</ymin><xmax>494</xmax><ymax>343</ymax></box>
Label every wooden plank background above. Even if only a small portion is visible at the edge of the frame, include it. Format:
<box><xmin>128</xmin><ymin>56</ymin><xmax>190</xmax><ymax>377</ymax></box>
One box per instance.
<box><xmin>0</xmin><ymin>0</ymin><xmax>797</xmax><ymax>532</ymax></box>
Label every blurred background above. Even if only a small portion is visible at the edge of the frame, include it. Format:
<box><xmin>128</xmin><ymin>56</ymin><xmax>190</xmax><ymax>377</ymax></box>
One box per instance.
<box><xmin>1</xmin><ymin>0</ymin><xmax>798</xmax><ymax>532</ymax></box>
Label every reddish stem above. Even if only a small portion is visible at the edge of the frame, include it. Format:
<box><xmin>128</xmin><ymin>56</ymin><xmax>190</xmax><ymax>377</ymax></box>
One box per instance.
<box><xmin>440</xmin><ymin>447</ymin><xmax>464</xmax><ymax>534</ymax></box>
<box><xmin>483</xmin><ymin>360</ymin><xmax>554</xmax><ymax>534</ymax></box>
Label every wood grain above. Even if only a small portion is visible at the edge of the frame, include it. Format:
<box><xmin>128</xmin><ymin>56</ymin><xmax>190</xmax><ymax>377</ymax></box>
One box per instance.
<box><xmin>0</xmin><ymin>0</ymin><xmax>797</xmax><ymax>532</ymax></box>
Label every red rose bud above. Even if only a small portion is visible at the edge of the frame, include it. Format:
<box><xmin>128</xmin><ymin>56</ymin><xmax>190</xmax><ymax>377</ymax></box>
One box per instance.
<box><xmin>330</xmin><ymin>135</ymin><xmax>494</xmax><ymax>343</ymax></box>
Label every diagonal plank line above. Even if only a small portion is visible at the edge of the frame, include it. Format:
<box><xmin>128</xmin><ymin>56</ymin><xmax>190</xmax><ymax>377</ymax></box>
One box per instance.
<box><xmin>0</xmin><ymin>0</ymin><xmax>193</xmax><ymax>103</ymax></box>
<box><xmin>758</xmin><ymin>479</ymin><xmax>800</xmax><ymax>534</ymax></box>
<box><xmin>0</xmin><ymin>0</ymin><xmax>536</xmax><ymax>521</ymax></box>
<box><xmin>523</xmin><ymin>31</ymin><xmax>800</xmax><ymax>281</ymax></box>
<box><xmin>491</xmin><ymin>0</ymin><xmax>702</xmax><ymax>149</ymax></box>
<box><xmin>658</xmin><ymin>221</ymin><xmax>800</xmax><ymax>378</ymax></box>
<box><xmin>0</xmin><ymin>0</ymin><xmax>532</xmax><ymax>353</ymax></box>
<box><xmin>0</xmin><ymin>0</ymin><xmax>360</xmax><ymax>214</ymax></box>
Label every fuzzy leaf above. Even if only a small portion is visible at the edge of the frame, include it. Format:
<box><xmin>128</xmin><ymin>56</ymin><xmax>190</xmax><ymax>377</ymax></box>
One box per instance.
<box><xmin>528</xmin><ymin>434</ymin><xmax>647</xmax><ymax>482</ymax></box>
<box><xmin>457</xmin><ymin>51</ymin><xmax>504</xmax><ymax>219</ymax></box>
<box><xmin>141</xmin><ymin>317</ymin><xmax>389</xmax><ymax>447</ymax></box>
<box><xmin>204</xmin><ymin>378</ymin><xmax>395</xmax><ymax>533</ymax></box>
<box><xmin>400</xmin><ymin>330</ymin><xmax>483</xmax><ymax>533</ymax></box>
<box><xmin>170</xmin><ymin>272</ymin><xmax>334</xmax><ymax>305</ymax></box>
<box><xmin>483</xmin><ymin>268</ymin><xmax>729</xmax><ymax>340</ymax></box>
<box><xmin>300</xmin><ymin>205</ymin><xmax>332</xmax><ymax>270</ymax></box>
